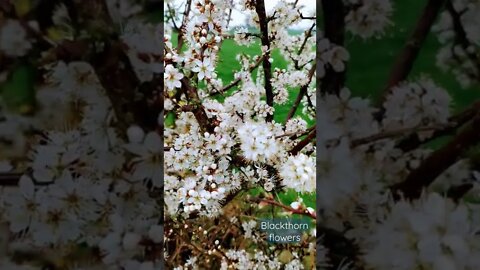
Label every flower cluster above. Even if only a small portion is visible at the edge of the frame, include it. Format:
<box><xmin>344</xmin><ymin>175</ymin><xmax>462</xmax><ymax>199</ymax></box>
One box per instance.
<box><xmin>344</xmin><ymin>0</ymin><xmax>394</xmax><ymax>38</ymax></box>
<box><xmin>433</xmin><ymin>0</ymin><xmax>480</xmax><ymax>87</ymax></box>
<box><xmin>364</xmin><ymin>193</ymin><xmax>480</xmax><ymax>269</ymax></box>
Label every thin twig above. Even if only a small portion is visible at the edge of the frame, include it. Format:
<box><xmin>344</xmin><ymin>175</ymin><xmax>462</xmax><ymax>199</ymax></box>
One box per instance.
<box><xmin>176</xmin><ymin>0</ymin><xmax>193</xmax><ymax>52</ymax></box>
<box><xmin>351</xmin><ymin>123</ymin><xmax>456</xmax><ymax>148</ymax></box>
<box><xmin>209</xmin><ymin>54</ymin><xmax>266</xmax><ymax>97</ymax></box>
<box><xmin>289</xmin><ymin>129</ymin><xmax>316</xmax><ymax>155</ymax></box>
<box><xmin>396</xmin><ymin>100</ymin><xmax>480</xmax><ymax>152</ymax></box>
<box><xmin>250</xmin><ymin>197</ymin><xmax>316</xmax><ymax>219</ymax></box>
<box><xmin>285</xmin><ymin>63</ymin><xmax>316</xmax><ymax>122</ymax></box>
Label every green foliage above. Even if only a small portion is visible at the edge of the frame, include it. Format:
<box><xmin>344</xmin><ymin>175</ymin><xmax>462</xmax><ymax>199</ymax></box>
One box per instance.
<box><xmin>1</xmin><ymin>64</ymin><xmax>36</xmax><ymax>112</ymax></box>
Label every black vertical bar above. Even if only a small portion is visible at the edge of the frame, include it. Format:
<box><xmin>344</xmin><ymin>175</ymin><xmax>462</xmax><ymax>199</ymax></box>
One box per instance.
<box><xmin>315</xmin><ymin>0</ymin><xmax>321</xmax><ymax>268</ymax></box>
<box><xmin>158</xmin><ymin>0</ymin><xmax>165</xmax><ymax>269</ymax></box>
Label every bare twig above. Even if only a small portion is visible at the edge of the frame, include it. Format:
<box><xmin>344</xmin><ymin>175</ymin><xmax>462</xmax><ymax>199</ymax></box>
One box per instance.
<box><xmin>166</xmin><ymin>4</ymin><xmax>181</xmax><ymax>32</ymax></box>
<box><xmin>298</xmin><ymin>23</ymin><xmax>316</xmax><ymax>58</ymax></box>
<box><xmin>0</xmin><ymin>173</ymin><xmax>23</xmax><ymax>186</ymax></box>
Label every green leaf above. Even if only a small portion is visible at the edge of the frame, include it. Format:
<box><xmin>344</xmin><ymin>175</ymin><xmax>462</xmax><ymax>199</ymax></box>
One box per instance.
<box><xmin>165</xmin><ymin>111</ymin><xmax>176</xmax><ymax>128</ymax></box>
<box><xmin>1</xmin><ymin>64</ymin><xmax>36</xmax><ymax>111</ymax></box>
<box><xmin>14</xmin><ymin>0</ymin><xmax>32</xmax><ymax>17</ymax></box>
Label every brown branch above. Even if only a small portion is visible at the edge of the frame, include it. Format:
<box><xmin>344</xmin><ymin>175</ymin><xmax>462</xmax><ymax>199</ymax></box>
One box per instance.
<box><xmin>320</xmin><ymin>0</ymin><xmax>346</xmax><ymax>95</ymax></box>
<box><xmin>176</xmin><ymin>0</ymin><xmax>193</xmax><ymax>52</ymax></box>
<box><xmin>285</xmin><ymin>63</ymin><xmax>316</xmax><ymax>122</ymax></box>
<box><xmin>249</xmin><ymin>197</ymin><xmax>316</xmax><ymax>219</ymax></box>
<box><xmin>166</xmin><ymin>4</ymin><xmax>181</xmax><ymax>32</ymax></box>
<box><xmin>351</xmin><ymin>123</ymin><xmax>456</xmax><ymax>148</ymax></box>
<box><xmin>0</xmin><ymin>173</ymin><xmax>22</xmax><ymax>186</ymax></box>
<box><xmin>380</xmin><ymin>0</ymin><xmax>447</xmax><ymax>103</ymax></box>
<box><xmin>299</xmin><ymin>14</ymin><xmax>316</xmax><ymax>20</ymax></box>
<box><xmin>225</xmin><ymin>0</ymin><xmax>234</xmax><ymax>29</ymax></box>
<box><xmin>446</xmin><ymin>0</ymin><xmax>480</xmax><ymax>73</ymax></box>
<box><xmin>298</xmin><ymin>23</ymin><xmax>316</xmax><ymax>58</ymax></box>
<box><xmin>92</xmin><ymin>41</ymin><xmax>140</xmax><ymax>137</ymax></box>
<box><xmin>275</xmin><ymin>125</ymin><xmax>315</xmax><ymax>139</ymax></box>
<box><xmin>289</xmin><ymin>128</ymin><xmax>316</xmax><ymax>155</ymax></box>
<box><xmin>446</xmin><ymin>183</ymin><xmax>473</xmax><ymax>202</ymax></box>
<box><xmin>391</xmin><ymin>113</ymin><xmax>480</xmax><ymax>200</ymax></box>
<box><xmin>209</xmin><ymin>54</ymin><xmax>266</xmax><ymax>97</ymax></box>
<box><xmin>180</xmin><ymin>77</ymin><xmax>216</xmax><ymax>133</ymax></box>
<box><xmin>396</xmin><ymin>100</ymin><xmax>480</xmax><ymax>152</ymax></box>
<box><xmin>254</xmin><ymin>0</ymin><xmax>274</xmax><ymax>122</ymax></box>
<box><xmin>317</xmin><ymin>225</ymin><xmax>363</xmax><ymax>270</ymax></box>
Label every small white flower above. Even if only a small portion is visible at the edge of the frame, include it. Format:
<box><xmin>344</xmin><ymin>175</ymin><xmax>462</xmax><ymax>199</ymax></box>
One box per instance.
<box><xmin>127</xmin><ymin>125</ymin><xmax>145</xmax><ymax>143</ymax></box>
<box><xmin>192</xmin><ymin>58</ymin><xmax>215</xmax><ymax>80</ymax></box>
<box><xmin>164</xmin><ymin>64</ymin><xmax>184</xmax><ymax>90</ymax></box>
<box><xmin>0</xmin><ymin>20</ymin><xmax>31</xmax><ymax>57</ymax></box>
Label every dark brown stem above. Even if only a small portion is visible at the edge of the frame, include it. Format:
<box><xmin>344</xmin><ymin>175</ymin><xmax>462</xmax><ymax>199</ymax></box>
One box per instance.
<box><xmin>166</xmin><ymin>4</ymin><xmax>181</xmax><ymax>32</ymax></box>
<box><xmin>446</xmin><ymin>0</ymin><xmax>480</xmax><ymax>73</ymax></box>
<box><xmin>285</xmin><ymin>63</ymin><xmax>316</xmax><ymax>122</ymax></box>
<box><xmin>0</xmin><ymin>173</ymin><xmax>22</xmax><ymax>186</ymax></box>
<box><xmin>180</xmin><ymin>77</ymin><xmax>216</xmax><ymax>133</ymax></box>
<box><xmin>176</xmin><ymin>0</ymin><xmax>193</xmax><ymax>52</ymax></box>
<box><xmin>92</xmin><ymin>41</ymin><xmax>140</xmax><ymax>138</ymax></box>
<box><xmin>351</xmin><ymin>123</ymin><xmax>455</xmax><ymax>148</ymax></box>
<box><xmin>254</xmin><ymin>0</ymin><xmax>274</xmax><ymax>122</ymax></box>
<box><xmin>289</xmin><ymin>128</ymin><xmax>316</xmax><ymax>155</ymax></box>
<box><xmin>298</xmin><ymin>23</ymin><xmax>316</xmax><ymax>57</ymax></box>
<box><xmin>391</xmin><ymin>113</ymin><xmax>480</xmax><ymax>200</ymax></box>
<box><xmin>380</xmin><ymin>0</ymin><xmax>447</xmax><ymax>103</ymax></box>
<box><xmin>396</xmin><ymin>100</ymin><xmax>480</xmax><ymax>152</ymax></box>
<box><xmin>446</xmin><ymin>183</ymin><xmax>473</xmax><ymax>202</ymax></box>
<box><xmin>320</xmin><ymin>0</ymin><xmax>346</xmax><ymax>95</ymax></box>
